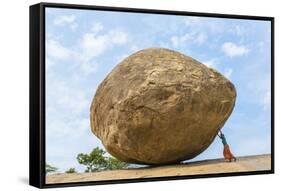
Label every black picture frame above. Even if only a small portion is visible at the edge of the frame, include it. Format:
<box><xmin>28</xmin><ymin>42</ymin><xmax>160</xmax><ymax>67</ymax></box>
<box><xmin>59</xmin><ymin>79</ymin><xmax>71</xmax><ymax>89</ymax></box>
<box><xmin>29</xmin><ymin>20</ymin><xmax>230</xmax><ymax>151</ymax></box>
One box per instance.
<box><xmin>29</xmin><ymin>2</ymin><xmax>275</xmax><ymax>189</ymax></box>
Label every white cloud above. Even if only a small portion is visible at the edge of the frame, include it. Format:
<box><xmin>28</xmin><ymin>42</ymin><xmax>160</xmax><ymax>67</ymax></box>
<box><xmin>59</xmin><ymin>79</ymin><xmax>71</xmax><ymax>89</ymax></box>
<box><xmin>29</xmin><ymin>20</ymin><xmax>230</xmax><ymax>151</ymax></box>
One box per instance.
<box><xmin>54</xmin><ymin>15</ymin><xmax>76</xmax><ymax>26</ymax></box>
<box><xmin>80</xmin><ymin>27</ymin><xmax>128</xmax><ymax>62</ymax></box>
<box><xmin>184</xmin><ymin>17</ymin><xmax>225</xmax><ymax>33</ymax></box>
<box><xmin>53</xmin><ymin>15</ymin><xmax>78</xmax><ymax>31</ymax></box>
<box><xmin>91</xmin><ymin>22</ymin><xmax>104</xmax><ymax>34</ymax></box>
<box><xmin>47</xmin><ymin>22</ymin><xmax>129</xmax><ymax>76</ymax></box>
<box><xmin>203</xmin><ymin>58</ymin><xmax>219</xmax><ymax>69</ymax></box>
<box><xmin>80</xmin><ymin>61</ymin><xmax>99</xmax><ymax>75</ymax></box>
<box><xmin>130</xmin><ymin>45</ymin><xmax>139</xmax><ymax>52</ymax></box>
<box><xmin>80</xmin><ymin>32</ymin><xmax>110</xmax><ymax>62</ymax></box>
<box><xmin>46</xmin><ymin>77</ymin><xmax>90</xmax><ymax>117</ymax></box>
<box><xmin>110</xmin><ymin>30</ymin><xmax>128</xmax><ymax>45</ymax></box>
<box><xmin>57</xmin><ymin>89</ymin><xmax>88</xmax><ymax>114</ymax></box>
<box><xmin>203</xmin><ymin>59</ymin><xmax>232</xmax><ymax>79</ymax></box>
<box><xmin>170</xmin><ymin>36</ymin><xmax>180</xmax><ymax>48</ymax></box>
<box><xmin>221</xmin><ymin>42</ymin><xmax>250</xmax><ymax>57</ymax></box>
<box><xmin>46</xmin><ymin>117</ymin><xmax>90</xmax><ymax>139</ymax></box>
<box><xmin>170</xmin><ymin>31</ymin><xmax>207</xmax><ymax>48</ymax></box>
<box><xmin>195</xmin><ymin>32</ymin><xmax>207</xmax><ymax>45</ymax></box>
<box><xmin>77</xmin><ymin>24</ymin><xmax>128</xmax><ymax>75</ymax></box>
<box><xmin>46</xmin><ymin>39</ymin><xmax>72</xmax><ymax>60</ymax></box>
<box><xmin>170</xmin><ymin>36</ymin><xmax>179</xmax><ymax>48</ymax></box>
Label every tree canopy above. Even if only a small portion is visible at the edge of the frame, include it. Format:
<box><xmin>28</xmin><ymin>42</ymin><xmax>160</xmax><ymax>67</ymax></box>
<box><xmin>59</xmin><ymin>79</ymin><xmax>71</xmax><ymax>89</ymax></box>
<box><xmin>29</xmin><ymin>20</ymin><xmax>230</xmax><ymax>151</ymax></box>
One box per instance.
<box><xmin>45</xmin><ymin>163</ymin><xmax>58</xmax><ymax>174</ymax></box>
<box><xmin>77</xmin><ymin>147</ymin><xmax>129</xmax><ymax>172</ymax></box>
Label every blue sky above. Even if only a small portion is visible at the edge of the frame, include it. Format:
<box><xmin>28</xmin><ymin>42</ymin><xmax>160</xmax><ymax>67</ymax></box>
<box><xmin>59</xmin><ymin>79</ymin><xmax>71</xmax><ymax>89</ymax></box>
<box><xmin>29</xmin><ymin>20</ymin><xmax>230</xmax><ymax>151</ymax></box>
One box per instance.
<box><xmin>45</xmin><ymin>7</ymin><xmax>271</xmax><ymax>173</ymax></box>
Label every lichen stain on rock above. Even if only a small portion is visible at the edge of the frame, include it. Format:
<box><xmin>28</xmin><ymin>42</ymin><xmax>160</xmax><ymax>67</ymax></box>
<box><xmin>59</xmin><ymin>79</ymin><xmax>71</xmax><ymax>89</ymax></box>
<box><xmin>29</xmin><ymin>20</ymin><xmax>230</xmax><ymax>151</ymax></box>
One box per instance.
<box><xmin>90</xmin><ymin>48</ymin><xmax>236</xmax><ymax>165</ymax></box>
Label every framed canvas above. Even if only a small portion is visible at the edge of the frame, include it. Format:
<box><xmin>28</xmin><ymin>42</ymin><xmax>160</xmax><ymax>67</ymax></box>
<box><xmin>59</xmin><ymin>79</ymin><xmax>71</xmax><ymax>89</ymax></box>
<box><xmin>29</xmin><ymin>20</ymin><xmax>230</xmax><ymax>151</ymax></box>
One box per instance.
<box><xmin>29</xmin><ymin>2</ymin><xmax>274</xmax><ymax>188</ymax></box>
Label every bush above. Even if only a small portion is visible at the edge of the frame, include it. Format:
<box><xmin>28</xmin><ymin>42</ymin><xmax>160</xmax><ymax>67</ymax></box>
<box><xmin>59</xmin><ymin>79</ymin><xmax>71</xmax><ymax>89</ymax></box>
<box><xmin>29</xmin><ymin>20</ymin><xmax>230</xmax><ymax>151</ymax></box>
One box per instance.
<box><xmin>65</xmin><ymin>168</ymin><xmax>76</xmax><ymax>173</ymax></box>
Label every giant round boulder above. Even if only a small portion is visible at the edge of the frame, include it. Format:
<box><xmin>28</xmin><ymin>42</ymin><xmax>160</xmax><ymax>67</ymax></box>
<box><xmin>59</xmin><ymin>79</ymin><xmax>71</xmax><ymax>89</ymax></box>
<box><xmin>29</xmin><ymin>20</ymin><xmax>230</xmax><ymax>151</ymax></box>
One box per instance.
<box><xmin>90</xmin><ymin>48</ymin><xmax>236</xmax><ymax>165</ymax></box>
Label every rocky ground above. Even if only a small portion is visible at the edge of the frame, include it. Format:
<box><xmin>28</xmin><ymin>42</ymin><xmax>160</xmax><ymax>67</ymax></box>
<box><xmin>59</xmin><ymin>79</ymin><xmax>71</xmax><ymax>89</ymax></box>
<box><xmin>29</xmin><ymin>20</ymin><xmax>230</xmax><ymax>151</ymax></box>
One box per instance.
<box><xmin>46</xmin><ymin>154</ymin><xmax>271</xmax><ymax>184</ymax></box>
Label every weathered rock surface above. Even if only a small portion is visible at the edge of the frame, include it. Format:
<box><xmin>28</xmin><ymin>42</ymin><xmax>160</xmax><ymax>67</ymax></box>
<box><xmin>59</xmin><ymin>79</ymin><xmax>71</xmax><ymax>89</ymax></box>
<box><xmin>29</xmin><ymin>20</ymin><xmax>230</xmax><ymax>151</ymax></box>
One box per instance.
<box><xmin>90</xmin><ymin>48</ymin><xmax>236</xmax><ymax>165</ymax></box>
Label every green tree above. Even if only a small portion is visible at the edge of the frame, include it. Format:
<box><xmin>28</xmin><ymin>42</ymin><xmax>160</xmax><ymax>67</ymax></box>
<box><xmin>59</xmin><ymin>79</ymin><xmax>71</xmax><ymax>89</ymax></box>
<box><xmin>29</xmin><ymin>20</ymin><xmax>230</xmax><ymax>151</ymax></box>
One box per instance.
<box><xmin>77</xmin><ymin>147</ymin><xmax>107</xmax><ymax>172</ymax></box>
<box><xmin>106</xmin><ymin>157</ymin><xmax>129</xmax><ymax>170</ymax></box>
<box><xmin>65</xmin><ymin>168</ymin><xmax>76</xmax><ymax>173</ymax></box>
<box><xmin>77</xmin><ymin>147</ymin><xmax>129</xmax><ymax>172</ymax></box>
<box><xmin>46</xmin><ymin>163</ymin><xmax>58</xmax><ymax>174</ymax></box>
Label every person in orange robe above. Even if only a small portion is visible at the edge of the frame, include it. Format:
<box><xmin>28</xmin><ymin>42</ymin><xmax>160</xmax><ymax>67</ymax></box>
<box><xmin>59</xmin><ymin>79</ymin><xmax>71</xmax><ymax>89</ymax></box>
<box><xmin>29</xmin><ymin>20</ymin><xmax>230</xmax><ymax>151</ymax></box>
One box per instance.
<box><xmin>218</xmin><ymin>131</ymin><xmax>236</xmax><ymax>162</ymax></box>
